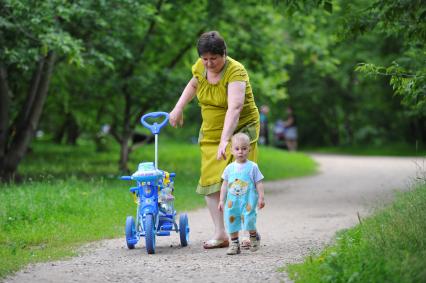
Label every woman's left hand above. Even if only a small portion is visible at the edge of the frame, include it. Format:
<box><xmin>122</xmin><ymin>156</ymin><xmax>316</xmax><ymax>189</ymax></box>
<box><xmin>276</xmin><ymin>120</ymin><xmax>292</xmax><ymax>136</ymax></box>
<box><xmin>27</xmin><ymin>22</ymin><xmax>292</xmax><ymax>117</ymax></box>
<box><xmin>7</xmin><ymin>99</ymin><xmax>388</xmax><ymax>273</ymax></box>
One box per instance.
<box><xmin>217</xmin><ymin>140</ymin><xmax>229</xmax><ymax>160</ymax></box>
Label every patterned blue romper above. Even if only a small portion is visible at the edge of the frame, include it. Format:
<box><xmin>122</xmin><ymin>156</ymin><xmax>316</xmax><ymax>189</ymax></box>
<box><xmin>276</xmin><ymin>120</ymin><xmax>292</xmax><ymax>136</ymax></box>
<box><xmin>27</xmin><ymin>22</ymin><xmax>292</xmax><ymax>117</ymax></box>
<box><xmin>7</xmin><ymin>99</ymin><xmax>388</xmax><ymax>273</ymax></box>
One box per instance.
<box><xmin>222</xmin><ymin>160</ymin><xmax>264</xmax><ymax>234</ymax></box>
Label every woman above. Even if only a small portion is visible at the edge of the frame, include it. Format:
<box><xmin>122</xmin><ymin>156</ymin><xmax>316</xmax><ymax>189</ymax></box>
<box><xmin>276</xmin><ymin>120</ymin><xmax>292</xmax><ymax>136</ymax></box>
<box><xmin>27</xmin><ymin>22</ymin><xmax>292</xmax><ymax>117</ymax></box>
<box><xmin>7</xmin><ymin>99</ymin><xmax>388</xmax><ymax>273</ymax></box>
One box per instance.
<box><xmin>169</xmin><ymin>31</ymin><xmax>260</xmax><ymax>249</ymax></box>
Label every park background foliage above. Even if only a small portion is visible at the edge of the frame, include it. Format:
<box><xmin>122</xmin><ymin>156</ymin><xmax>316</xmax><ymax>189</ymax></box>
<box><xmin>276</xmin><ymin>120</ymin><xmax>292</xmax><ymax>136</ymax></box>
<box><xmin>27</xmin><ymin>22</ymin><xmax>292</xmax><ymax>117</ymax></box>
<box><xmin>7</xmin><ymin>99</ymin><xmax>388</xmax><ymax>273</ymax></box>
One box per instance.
<box><xmin>0</xmin><ymin>0</ymin><xmax>425</xmax><ymax>180</ymax></box>
<box><xmin>0</xmin><ymin>0</ymin><xmax>425</xmax><ymax>280</ymax></box>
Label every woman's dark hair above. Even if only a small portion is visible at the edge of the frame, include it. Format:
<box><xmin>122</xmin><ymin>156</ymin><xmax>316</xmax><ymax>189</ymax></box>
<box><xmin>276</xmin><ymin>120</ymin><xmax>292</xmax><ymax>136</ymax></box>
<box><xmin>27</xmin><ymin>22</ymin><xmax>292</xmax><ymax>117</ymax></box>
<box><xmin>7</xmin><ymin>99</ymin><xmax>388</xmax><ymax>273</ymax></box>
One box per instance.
<box><xmin>197</xmin><ymin>31</ymin><xmax>227</xmax><ymax>56</ymax></box>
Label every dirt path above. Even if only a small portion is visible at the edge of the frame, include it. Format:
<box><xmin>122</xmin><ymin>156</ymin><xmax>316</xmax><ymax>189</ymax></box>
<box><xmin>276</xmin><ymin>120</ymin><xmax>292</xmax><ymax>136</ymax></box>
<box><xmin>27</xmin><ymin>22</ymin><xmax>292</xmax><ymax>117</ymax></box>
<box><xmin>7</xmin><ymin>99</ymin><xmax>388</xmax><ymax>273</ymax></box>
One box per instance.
<box><xmin>4</xmin><ymin>154</ymin><xmax>421</xmax><ymax>283</ymax></box>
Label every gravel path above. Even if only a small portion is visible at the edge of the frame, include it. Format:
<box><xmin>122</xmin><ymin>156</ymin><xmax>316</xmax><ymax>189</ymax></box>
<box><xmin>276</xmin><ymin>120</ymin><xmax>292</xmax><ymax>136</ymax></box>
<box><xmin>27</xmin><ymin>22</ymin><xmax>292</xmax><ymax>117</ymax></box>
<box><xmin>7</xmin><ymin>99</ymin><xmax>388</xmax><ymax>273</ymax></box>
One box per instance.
<box><xmin>3</xmin><ymin>154</ymin><xmax>421</xmax><ymax>283</ymax></box>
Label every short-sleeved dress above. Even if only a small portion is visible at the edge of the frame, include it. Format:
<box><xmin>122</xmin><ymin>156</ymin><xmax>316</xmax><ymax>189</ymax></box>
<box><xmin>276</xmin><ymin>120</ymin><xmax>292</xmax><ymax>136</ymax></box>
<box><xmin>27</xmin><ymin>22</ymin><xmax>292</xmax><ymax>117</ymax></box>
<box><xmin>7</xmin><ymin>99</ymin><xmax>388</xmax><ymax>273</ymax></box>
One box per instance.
<box><xmin>192</xmin><ymin>56</ymin><xmax>260</xmax><ymax>195</ymax></box>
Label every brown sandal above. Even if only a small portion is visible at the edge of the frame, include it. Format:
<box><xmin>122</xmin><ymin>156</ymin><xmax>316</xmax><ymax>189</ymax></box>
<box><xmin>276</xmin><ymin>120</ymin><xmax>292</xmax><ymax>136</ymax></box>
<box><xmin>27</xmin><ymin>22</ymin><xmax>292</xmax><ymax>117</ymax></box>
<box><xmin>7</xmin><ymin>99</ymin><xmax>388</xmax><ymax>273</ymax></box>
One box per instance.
<box><xmin>203</xmin><ymin>239</ymin><xmax>230</xmax><ymax>249</ymax></box>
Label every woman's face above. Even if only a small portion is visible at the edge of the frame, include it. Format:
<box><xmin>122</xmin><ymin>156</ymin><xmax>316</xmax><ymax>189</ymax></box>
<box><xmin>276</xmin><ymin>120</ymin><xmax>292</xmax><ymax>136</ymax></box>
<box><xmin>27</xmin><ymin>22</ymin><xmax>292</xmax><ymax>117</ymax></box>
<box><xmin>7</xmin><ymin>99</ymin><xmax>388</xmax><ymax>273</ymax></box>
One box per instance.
<box><xmin>200</xmin><ymin>52</ymin><xmax>226</xmax><ymax>73</ymax></box>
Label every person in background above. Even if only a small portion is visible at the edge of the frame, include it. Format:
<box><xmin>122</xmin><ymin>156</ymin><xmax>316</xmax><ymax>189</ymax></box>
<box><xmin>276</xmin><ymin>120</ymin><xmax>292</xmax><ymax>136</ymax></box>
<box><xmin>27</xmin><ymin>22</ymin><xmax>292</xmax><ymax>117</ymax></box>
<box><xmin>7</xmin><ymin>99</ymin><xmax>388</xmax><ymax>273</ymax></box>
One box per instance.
<box><xmin>169</xmin><ymin>31</ymin><xmax>260</xmax><ymax>249</ymax></box>
<box><xmin>259</xmin><ymin>105</ymin><xmax>270</xmax><ymax>145</ymax></box>
<box><xmin>273</xmin><ymin>119</ymin><xmax>286</xmax><ymax>149</ymax></box>
<box><xmin>284</xmin><ymin>106</ymin><xmax>298</xmax><ymax>151</ymax></box>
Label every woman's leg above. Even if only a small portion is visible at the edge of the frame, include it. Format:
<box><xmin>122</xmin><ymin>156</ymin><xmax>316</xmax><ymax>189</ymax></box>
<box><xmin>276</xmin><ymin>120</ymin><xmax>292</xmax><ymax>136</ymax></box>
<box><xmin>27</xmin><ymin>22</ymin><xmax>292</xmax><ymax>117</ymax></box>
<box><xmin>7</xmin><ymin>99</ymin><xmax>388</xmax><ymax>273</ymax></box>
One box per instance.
<box><xmin>205</xmin><ymin>191</ymin><xmax>228</xmax><ymax>240</ymax></box>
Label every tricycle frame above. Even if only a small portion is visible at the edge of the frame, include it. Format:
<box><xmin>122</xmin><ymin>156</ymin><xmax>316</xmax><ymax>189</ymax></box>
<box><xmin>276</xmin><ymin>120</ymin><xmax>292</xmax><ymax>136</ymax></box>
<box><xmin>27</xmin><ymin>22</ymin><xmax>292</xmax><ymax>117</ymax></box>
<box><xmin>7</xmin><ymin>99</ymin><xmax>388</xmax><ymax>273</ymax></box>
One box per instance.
<box><xmin>122</xmin><ymin>112</ymin><xmax>189</xmax><ymax>254</ymax></box>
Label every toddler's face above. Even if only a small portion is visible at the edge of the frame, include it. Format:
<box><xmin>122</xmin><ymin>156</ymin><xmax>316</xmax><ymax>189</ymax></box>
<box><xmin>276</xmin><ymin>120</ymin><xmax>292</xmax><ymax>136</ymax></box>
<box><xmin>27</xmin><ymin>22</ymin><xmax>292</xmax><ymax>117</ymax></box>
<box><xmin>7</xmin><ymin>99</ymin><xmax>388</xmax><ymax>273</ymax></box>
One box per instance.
<box><xmin>231</xmin><ymin>141</ymin><xmax>250</xmax><ymax>163</ymax></box>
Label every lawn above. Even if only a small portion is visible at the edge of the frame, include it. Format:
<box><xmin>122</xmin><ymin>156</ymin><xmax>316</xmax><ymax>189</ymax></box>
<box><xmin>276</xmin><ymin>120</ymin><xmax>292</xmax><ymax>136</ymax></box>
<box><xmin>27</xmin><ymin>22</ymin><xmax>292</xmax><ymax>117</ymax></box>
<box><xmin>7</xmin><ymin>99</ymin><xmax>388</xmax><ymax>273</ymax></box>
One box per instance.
<box><xmin>0</xmin><ymin>139</ymin><xmax>317</xmax><ymax>278</ymax></box>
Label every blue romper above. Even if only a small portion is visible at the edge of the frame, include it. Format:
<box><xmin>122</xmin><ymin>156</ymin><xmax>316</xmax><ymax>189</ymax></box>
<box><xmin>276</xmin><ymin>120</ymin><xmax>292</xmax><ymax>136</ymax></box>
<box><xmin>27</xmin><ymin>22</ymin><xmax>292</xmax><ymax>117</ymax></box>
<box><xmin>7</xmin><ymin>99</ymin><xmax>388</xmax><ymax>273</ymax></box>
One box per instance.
<box><xmin>222</xmin><ymin>160</ymin><xmax>264</xmax><ymax>234</ymax></box>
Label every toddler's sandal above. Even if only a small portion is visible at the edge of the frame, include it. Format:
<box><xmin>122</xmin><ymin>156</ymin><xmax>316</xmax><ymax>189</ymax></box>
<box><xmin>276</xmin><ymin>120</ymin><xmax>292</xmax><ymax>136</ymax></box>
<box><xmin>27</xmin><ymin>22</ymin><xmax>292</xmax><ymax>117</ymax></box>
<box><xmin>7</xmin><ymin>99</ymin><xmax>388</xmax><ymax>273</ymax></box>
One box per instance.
<box><xmin>241</xmin><ymin>239</ymin><xmax>251</xmax><ymax>250</ymax></box>
<box><xmin>241</xmin><ymin>233</ymin><xmax>261</xmax><ymax>249</ymax></box>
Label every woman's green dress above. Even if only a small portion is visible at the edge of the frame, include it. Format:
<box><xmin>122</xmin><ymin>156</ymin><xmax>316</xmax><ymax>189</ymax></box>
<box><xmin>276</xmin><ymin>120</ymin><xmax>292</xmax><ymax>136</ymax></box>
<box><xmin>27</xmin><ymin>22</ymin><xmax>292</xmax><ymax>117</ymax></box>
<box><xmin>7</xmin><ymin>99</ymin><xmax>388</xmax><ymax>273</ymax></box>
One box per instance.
<box><xmin>192</xmin><ymin>56</ymin><xmax>260</xmax><ymax>195</ymax></box>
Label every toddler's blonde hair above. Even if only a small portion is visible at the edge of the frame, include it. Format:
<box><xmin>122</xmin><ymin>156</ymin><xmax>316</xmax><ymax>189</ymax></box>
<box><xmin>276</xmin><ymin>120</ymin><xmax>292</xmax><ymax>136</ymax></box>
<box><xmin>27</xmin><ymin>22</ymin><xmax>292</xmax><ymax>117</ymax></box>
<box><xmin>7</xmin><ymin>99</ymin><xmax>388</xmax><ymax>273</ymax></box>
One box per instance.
<box><xmin>231</xmin><ymin>132</ymin><xmax>250</xmax><ymax>146</ymax></box>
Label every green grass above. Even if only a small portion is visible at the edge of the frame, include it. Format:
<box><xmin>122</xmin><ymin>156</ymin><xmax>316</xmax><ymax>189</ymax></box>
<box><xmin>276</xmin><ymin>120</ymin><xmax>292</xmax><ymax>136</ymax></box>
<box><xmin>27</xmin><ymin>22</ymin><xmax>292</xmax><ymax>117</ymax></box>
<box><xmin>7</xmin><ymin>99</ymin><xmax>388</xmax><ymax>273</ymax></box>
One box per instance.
<box><xmin>304</xmin><ymin>142</ymin><xmax>426</xmax><ymax>157</ymax></box>
<box><xmin>0</xmin><ymin>140</ymin><xmax>316</xmax><ymax>278</ymax></box>
<box><xmin>286</xmin><ymin>182</ymin><xmax>426</xmax><ymax>283</ymax></box>
<box><xmin>259</xmin><ymin>146</ymin><xmax>318</xmax><ymax>179</ymax></box>
<box><xmin>0</xmin><ymin>178</ymin><xmax>130</xmax><ymax>277</ymax></box>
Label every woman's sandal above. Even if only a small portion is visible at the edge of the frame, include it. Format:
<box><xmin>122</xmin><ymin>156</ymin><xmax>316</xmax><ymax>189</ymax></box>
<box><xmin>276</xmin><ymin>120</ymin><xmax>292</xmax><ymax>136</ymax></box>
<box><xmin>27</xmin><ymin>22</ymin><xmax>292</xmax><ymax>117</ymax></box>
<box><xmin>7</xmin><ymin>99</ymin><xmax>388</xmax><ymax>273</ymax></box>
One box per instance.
<box><xmin>203</xmin><ymin>239</ymin><xmax>230</xmax><ymax>249</ymax></box>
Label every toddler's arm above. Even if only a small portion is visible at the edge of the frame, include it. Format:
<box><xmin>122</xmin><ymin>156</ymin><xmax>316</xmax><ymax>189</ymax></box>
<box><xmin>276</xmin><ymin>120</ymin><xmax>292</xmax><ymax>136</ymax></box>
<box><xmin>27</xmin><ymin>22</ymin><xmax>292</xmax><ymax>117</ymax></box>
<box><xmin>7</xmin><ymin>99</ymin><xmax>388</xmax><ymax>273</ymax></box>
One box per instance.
<box><xmin>256</xmin><ymin>181</ymin><xmax>265</xmax><ymax>209</ymax></box>
<box><xmin>218</xmin><ymin>180</ymin><xmax>228</xmax><ymax>212</ymax></box>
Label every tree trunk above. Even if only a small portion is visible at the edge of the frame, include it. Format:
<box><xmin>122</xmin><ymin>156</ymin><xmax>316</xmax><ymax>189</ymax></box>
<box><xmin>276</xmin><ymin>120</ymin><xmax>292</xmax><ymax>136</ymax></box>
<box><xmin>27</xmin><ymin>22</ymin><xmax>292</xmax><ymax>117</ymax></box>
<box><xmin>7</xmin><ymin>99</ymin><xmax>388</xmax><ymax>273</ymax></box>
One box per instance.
<box><xmin>117</xmin><ymin>81</ymin><xmax>133</xmax><ymax>174</ymax></box>
<box><xmin>118</xmin><ymin>133</ymin><xmax>132</xmax><ymax>174</ymax></box>
<box><xmin>0</xmin><ymin>51</ymin><xmax>56</xmax><ymax>182</ymax></box>
<box><xmin>0</xmin><ymin>64</ymin><xmax>11</xmax><ymax>160</ymax></box>
<box><xmin>66</xmin><ymin>114</ymin><xmax>80</xmax><ymax>145</ymax></box>
<box><xmin>53</xmin><ymin>119</ymin><xmax>66</xmax><ymax>144</ymax></box>
<box><xmin>14</xmin><ymin>59</ymin><xmax>45</xmax><ymax>134</ymax></box>
<box><xmin>0</xmin><ymin>64</ymin><xmax>12</xmax><ymax>181</ymax></box>
<box><xmin>54</xmin><ymin>113</ymin><xmax>80</xmax><ymax>145</ymax></box>
<box><xmin>330</xmin><ymin>107</ymin><xmax>340</xmax><ymax>146</ymax></box>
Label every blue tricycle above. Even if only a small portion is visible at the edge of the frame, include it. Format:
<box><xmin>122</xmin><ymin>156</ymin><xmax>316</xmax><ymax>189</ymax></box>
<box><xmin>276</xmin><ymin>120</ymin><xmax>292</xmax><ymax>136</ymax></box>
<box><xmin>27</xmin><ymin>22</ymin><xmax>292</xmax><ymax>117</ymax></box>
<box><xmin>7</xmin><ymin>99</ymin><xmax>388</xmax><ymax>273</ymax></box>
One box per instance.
<box><xmin>121</xmin><ymin>112</ymin><xmax>189</xmax><ymax>254</ymax></box>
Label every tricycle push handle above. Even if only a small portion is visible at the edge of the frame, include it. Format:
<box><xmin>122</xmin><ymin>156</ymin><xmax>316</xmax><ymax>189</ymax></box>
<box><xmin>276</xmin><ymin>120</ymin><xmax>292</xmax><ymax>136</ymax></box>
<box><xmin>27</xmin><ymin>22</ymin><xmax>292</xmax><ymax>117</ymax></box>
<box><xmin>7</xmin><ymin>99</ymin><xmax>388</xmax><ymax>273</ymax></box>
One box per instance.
<box><xmin>141</xmin><ymin>112</ymin><xmax>169</xmax><ymax>135</ymax></box>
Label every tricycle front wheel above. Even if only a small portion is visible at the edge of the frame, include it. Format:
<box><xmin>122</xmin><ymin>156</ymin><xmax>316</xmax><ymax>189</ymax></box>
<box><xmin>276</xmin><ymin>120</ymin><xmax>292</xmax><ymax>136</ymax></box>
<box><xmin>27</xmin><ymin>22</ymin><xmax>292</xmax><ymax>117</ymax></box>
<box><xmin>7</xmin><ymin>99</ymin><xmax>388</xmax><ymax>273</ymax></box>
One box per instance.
<box><xmin>145</xmin><ymin>214</ymin><xmax>156</xmax><ymax>254</ymax></box>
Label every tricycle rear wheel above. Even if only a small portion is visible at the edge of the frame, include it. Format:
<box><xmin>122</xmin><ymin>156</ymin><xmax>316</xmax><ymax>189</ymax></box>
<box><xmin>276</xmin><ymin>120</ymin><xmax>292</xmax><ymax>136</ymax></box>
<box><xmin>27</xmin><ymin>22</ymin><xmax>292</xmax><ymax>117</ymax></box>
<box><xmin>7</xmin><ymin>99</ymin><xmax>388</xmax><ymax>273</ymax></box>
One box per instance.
<box><xmin>125</xmin><ymin>216</ymin><xmax>136</xmax><ymax>249</ymax></box>
<box><xmin>179</xmin><ymin>213</ymin><xmax>189</xmax><ymax>247</ymax></box>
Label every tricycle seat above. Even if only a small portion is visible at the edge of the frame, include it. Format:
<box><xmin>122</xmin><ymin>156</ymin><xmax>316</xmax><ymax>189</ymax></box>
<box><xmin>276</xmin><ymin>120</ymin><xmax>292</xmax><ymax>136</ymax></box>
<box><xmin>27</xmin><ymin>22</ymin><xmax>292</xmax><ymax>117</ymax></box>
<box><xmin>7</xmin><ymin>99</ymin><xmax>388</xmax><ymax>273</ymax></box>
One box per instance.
<box><xmin>131</xmin><ymin>175</ymin><xmax>161</xmax><ymax>183</ymax></box>
<box><xmin>131</xmin><ymin>162</ymin><xmax>163</xmax><ymax>183</ymax></box>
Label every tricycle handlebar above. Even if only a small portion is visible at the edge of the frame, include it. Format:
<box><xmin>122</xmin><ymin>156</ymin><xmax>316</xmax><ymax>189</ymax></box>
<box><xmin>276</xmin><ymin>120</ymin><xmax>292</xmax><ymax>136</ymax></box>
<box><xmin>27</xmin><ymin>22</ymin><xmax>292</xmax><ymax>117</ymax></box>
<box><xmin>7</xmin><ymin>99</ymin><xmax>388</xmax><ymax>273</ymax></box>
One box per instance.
<box><xmin>141</xmin><ymin>112</ymin><xmax>169</xmax><ymax>135</ymax></box>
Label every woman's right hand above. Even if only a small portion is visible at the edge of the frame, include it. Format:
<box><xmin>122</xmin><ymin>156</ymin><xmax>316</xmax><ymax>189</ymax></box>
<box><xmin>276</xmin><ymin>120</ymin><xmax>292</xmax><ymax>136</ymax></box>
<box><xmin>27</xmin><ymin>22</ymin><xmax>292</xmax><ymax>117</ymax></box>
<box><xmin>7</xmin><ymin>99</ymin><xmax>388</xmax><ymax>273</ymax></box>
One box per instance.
<box><xmin>169</xmin><ymin>78</ymin><xmax>197</xmax><ymax>128</ymax></box>
<box><xmin>169</xmin><ymin>107</ymin><xmax>184</xmax><ymax>128</ymax></box>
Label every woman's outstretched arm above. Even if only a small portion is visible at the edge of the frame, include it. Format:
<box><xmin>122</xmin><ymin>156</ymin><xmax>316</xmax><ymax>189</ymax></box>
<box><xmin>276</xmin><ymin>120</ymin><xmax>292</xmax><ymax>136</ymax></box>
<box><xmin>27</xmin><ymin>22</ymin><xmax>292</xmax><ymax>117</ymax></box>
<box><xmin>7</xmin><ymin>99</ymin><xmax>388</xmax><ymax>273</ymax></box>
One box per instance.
<box><xmin>169</xmin><ymin>77</ymin><xmax>198</xmax><ymax>127</ymax></box>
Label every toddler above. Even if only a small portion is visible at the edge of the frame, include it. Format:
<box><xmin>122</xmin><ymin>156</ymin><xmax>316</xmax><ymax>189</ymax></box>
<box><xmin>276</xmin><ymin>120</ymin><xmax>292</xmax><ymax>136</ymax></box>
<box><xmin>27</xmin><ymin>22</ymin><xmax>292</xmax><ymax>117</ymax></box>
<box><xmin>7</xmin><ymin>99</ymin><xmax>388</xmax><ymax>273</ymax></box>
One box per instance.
<box><xmin>218</xmin><ymin>133</ymin><xmax>265</xmax><ymax>255</ymax></box>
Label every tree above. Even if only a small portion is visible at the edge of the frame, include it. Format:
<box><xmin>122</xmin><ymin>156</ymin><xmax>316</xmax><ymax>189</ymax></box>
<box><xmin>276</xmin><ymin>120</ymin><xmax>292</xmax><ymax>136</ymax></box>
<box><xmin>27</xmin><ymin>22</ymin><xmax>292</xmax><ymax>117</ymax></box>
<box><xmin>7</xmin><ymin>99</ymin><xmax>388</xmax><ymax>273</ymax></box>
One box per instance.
<box><xmin>342</xmin><ymin>0</ymin><xmax>426</xmax><ymax>113</ymax></box>
<box><xmin>268</xmin><ymin>0</ymin><xmax>425</xmax><ymax>147</ymax></box>
<box><xmin>105</xmin><ymin>0</ymin><xmax>297</xmax><ymax>172</ymax></box>
<box><xmin>85</xmin><ymin>0</ymin><xmax>210</xmax><ymax>172</ymax></box>
<box><xmin>49</xmin><ymin>0</ymin><xmax>295</xmax><ymax>173</ymax></box>
<box><xmin>0</xmin><ymin>0</ymin><xmax>85</xmax><ymax>181</ymax></box>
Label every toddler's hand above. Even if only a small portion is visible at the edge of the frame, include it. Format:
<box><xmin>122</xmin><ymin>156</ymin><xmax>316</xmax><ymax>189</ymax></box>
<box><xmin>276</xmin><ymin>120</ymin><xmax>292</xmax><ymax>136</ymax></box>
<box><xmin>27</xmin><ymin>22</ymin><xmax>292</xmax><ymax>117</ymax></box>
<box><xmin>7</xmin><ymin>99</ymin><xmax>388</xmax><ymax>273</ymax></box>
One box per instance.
<box><xmin>218</xmin><ymin>202</ymin><xmax>224</xmax><ymax>212</ymax></box>
<box><xmin>258</xmin><ymin>197</ymin><xmax>265</xmax><ymax>209</ymax></box>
